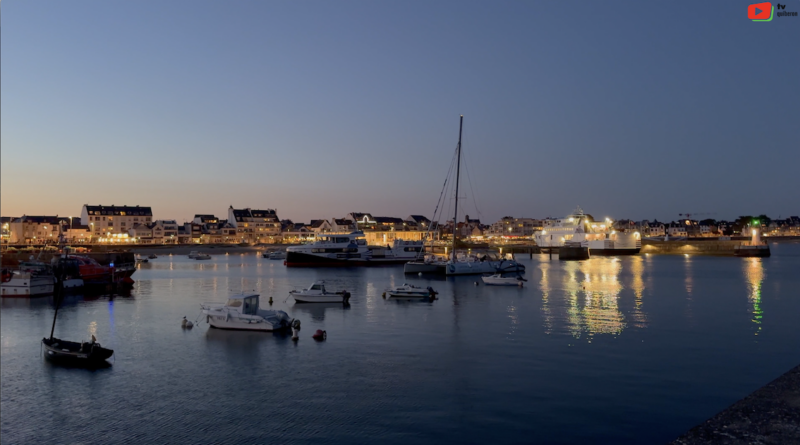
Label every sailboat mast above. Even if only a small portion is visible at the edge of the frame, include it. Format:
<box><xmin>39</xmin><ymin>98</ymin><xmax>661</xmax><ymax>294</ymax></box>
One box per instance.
<box><xmin>452</xmin><ymin>115</ymin><xmax>463</xmax><ymax>258</ymax></box>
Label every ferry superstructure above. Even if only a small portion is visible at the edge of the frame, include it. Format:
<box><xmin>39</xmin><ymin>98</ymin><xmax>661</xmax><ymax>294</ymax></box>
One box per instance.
<box><xmin>534</xmin><ymin>207</ymin><xmax>641</xmax><ymax>255</ymax></box>
<box><xmin>285</xmin><ymin>232</ymin><xmax>424</xmax><ymax>267</ymax></box>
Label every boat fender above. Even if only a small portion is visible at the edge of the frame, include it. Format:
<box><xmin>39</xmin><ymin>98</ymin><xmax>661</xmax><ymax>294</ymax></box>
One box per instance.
<box><xmin>291</xmin><ymin>319</ymin><xmax>301</xmax><ymax>330</ymax></box>
<box><xmin>382</xmin><ymin>292</ymin><xmax>386</xmax><ymax>299</ymax></box>
<box><xmin>449</xmin><ymin>265</ymin><xmax>455</xmax><ymax>273</ymax></box>
<box><xmin>312</xmin><ymin>329</ymin><xmax>327</xmax><ymax>341</ymax></box>
<box><xmin>474</xmin><ymin>281</ymin><xmax>478</xmax><ymax>286</ymax></box>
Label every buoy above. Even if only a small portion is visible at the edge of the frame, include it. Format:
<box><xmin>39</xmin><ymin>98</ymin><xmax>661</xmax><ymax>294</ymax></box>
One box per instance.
<box><xmin>312</xmin><ymin>329</ymin><xmax>327</xmax><ymax>341</ymax></box>
<box><xmin>181</xmin><ymin>316</ymin><xmax>193</xmax><ymax>329</ymax></box>
<box><xmin>291</xmin><ymin>327</ymin><xmax>299</xmax><ymax>340</ymax></box>
<box><xmin>474</xmin><ymin>281</ymin><xmax>479</xmax><ymax>286</ymax></box>
<box><xmin>418</xmin><ymin>272</ymin><xmax>422</xmax><ymax>276</ymax></box>
<box><xmin>268</xmin><ymin>296</ymin><xmax>273</xmax><ymax>305</ymax></box>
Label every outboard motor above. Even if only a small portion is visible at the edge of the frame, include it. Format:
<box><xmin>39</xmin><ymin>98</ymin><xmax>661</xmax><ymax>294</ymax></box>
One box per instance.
<box><xmin>342</xmin><ymin>291</ymin><xmax>351</xmax><ymax>305</ymax></box>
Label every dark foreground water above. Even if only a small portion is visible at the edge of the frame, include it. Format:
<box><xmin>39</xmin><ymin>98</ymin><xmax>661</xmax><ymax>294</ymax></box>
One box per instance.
<box><xmin>2</xmin><ymin>243</ymin><xmax>800</xmax><ymax>444</ymax></box>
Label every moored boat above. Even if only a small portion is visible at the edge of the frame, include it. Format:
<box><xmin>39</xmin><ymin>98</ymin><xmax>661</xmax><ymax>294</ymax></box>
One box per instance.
<box><xmin>201</xmin><ymin>293</ymin><xmax>297</xmax><ymax>331</ymax></box>
<box><xmin>481</xmin><ymin>273</ymin><xmax>526</xmax><ymax>286</ymax></box>
<box><xmin>286</xmin><ymin>232</ymin><xmax>423</xmax><ymax>267</ymax></box>
<box><xmin>289</xmin><ymin>281</ymin><xmax>351</xmax><ymax>303</ymax></box>
<box><xmin>383</xmin><ymin>284</ymin><xmax>437</xmax><ymax>300</ymax></box>
<box><xmin>1</xmin><ymin>268</ymin><xmax>55</xmax><ymax>297</ymax></box>
<box><xmin>42</xmin><ymin>336</ymin><xmax>114</xmax><ymax>364</ymax></box>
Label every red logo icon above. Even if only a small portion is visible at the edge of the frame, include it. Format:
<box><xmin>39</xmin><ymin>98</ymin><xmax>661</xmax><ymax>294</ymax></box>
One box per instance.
<box><xmin>748</xmin><ymin>2</ymin><xmax>773</xmax><ymax>20</ymax></box>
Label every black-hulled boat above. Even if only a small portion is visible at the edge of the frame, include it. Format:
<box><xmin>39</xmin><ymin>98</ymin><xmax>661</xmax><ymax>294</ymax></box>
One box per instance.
<box><xmin>42</xmin><ymin>256</ymin><xmax>114</xmax><ymax>364</ymax></box>
<box><xmin>42</xmin><ymin>336</ymin><xmax>114</xmax><ymax>363</ymax></box>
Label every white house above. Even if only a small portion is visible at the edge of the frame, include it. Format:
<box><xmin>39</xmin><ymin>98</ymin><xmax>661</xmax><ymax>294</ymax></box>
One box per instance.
<box><xmin>81</xmin><ymin>205</ymin><xmax>153</xmax><ymax>238</ymax></box>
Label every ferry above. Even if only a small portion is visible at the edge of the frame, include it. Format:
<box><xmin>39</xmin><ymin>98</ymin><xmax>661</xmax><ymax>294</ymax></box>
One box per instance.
<box><xmin>285</xmin><ymin>232</ymin><xmax>424</xmax><ymax>267</ymax></box>
<box><xmin>534</xmin><ymin>207</ymin><xmax>641</xmax><ymax>255</ymax></box>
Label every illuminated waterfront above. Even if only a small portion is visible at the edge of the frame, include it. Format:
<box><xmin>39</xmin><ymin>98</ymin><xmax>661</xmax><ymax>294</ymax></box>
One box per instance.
<box><xmin>2</xmin><ymin>244</ymin><xmax>799</xmax><ymax>444</ymax></box>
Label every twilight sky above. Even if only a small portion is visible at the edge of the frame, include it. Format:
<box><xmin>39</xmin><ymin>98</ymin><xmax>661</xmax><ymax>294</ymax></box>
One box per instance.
<box><xmin>2</xmin><ymin>1</ymin><xmax>798</xmax><ymax>224</ymax></box>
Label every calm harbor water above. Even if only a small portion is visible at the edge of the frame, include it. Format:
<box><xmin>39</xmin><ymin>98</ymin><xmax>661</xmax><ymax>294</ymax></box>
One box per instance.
<box><xmin>2</xmin><ymin>243</ymin><xmax>799</xmax><ymax>444</ymax></box>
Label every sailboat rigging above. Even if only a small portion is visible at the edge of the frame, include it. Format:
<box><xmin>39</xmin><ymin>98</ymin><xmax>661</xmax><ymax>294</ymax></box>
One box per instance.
<box><xmin>404</xmin><ymin>115</ymin><xmax>525</xmax><ymax>275</ymax></box>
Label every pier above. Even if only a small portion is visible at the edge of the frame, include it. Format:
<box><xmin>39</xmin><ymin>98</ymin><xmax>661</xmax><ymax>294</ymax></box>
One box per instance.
<box><xmin>671</xmin><ymin>364</ymin><xmax>800</xmax><ymax>444</ymax></box>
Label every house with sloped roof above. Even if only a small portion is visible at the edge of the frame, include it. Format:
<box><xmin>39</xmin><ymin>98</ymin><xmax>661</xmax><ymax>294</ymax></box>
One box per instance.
<box><xmin>81</xmin><ymin>204</ymin><xmax>153</xmax><ymax>238</ymax></box>
<box><xmin>227</xmin><ymin>206</ymin><xmax>281</xmax><ymax>243</ymax></box>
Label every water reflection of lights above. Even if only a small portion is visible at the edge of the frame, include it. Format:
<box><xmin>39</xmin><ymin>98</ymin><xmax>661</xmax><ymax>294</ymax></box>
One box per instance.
<box><xmin>630</xmin><ymin>256</ymin><xmax>647</xmax><ymax>328</ymax></box>
<box><xmin>684</xmin><ymin>255</ymin><xmax>693</xmax><ymax>297</ymax></box>
<box><xmin>540</xmin><ymin>262</ymin><xmax>552</xmax><ymax>334</ymax></box>
<box><xmin>561</xmin><ymin>259</ymin><xmax>626</xmax><ymax>339</ymax></box>
<box><xmin>88</xmin><ymin>320</ymin><xmax>98</xmax><ymax>338</ymax></box>
<box><xmin>744</xmin><ymin>258</ymin><xmax>764</xmax><ymax>335</ymax></box>
<box><xmin>506</xmin><ymin>304</ymin><xmax>518</xmax><ymax>337</ymax></box>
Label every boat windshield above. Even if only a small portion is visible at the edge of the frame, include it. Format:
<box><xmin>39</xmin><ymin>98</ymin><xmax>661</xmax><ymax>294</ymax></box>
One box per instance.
<box><xmin>226</xmin><ymin>299</ymin><xmax>242</xmax><ymax>307</ymax></box>
<box><xmin>243</xmin><ymin>296</ymin><xmax>258</xmax><ymax>315</ymax></box>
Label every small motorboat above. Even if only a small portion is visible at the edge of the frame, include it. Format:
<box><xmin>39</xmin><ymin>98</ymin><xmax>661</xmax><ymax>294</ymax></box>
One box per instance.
<box><xmin>42</xmin><ymin>335</ymin><xmax>113</xmax><ymax>364</ymax></box>
<box><xmin>201</xmin><ymin>293</ymin><xmax>297</xmax><ymax>331</ymax></box>
<box><xmin>268</xmin><ymin>251</ymin><xmax>287</xmax><ymax>260</ymax></box>
<box><xmin>194</xmin><ymin>253</ymin><xmax>211</xmax><ymax>260</ymax></box>
<box><xmin>481</xmin><ymin>273</ymin><xmax>527</xmax><ymax>286</ymax></box>
<box><xmin>188</xmin><ymin>251</ymin><xmax>201</xmax><ymax>259</ymax></box>
<box><xmin>383</xmin><ymin>284</ymin><xmax>437</xmax><ymax>300</ymax></box>
<box><xmin>290</xmin><ymin>281</ymin><xmax>351</xmax><ymax>303</ymax></box>
<box><xmin>148</xmin><ymin>254</ymin><xmax>157</xmax><ymax>259</ymax></box>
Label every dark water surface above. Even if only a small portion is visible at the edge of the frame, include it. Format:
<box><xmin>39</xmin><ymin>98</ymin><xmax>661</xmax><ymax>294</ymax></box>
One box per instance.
<box><xmin>3</xmin><ymin>244</ymin><xmax>800</xmax><ymax>444</ymax></box>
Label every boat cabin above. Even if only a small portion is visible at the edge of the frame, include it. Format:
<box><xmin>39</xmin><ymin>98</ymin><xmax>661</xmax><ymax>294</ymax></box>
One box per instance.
<box><xmin>308</xmin><ymin>282</ymin><xmax>327</xmax><ymax>293</ymax></box>
<box><xmin>225</xmin><ymin>293</ymin><xmax>260</xmax><ymax>315</ymax></box>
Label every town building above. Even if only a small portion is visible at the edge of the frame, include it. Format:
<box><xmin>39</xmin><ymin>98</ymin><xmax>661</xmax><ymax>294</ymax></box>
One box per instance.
<box><xmin>80</xmin><ymin>205</ymin><xmax>153</xmax><ymax>239</ymax></box>
<box><xmin>487</xmin><ymin>217</ymin><xmax>543</xmax><ymax>238</ymax></box>
<box><xmin>8</xmin><ymin>216</ymin><xmax>62</xmax><ymax>244</ymax></box>
<box><xmin>227</xmin><ymin>207</ymin><xmax>281</xmax><ymax>244</ymax></box>
<box><xmin>330</xmin><ymin>218</ymin><xmax>354</xmax><ymax>232</ymax></box>
<box><xmin>308</xmin><ymin>219</ymin><xmax>332</xmax><ymax>233</ymax></box>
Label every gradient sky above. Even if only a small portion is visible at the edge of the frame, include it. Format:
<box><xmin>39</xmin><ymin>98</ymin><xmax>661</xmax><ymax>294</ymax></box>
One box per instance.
<box><xmin>2</xmin><ymin>1</ymin><xmax>798</xmax><ymax>224</ymax></box>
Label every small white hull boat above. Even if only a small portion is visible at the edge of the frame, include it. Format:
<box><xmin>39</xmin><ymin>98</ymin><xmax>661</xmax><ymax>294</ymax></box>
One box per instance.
<box><xmin>383</xmin><ymin>284</ymin><xmax>437</xmax><ymax>300</ymax></box>
<box><xmin>481</xmin><ymin>274</ymin><xmax>526</xmax><ymax>286</ymax></box>
<box><xmin>268</xmin><ymin>251</ymin><xmax>286</xmax><ymax>260</ymax></box>
<box><xmin>201</xmin><ymin>293</ymin><xmax>296</xmax><ymax>331</ymax></box>
<box><xmin>1</xmin><ymin>271</ymin><xmax>56</xmax><ymax>297</ymax></box>
<box><xmin>290</xmin><ymin>281</ymin><xmax>351</xmax><ymax>303</ymax></box>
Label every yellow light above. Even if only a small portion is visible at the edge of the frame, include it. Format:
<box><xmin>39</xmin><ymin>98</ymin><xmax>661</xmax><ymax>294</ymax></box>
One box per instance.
<box><xmin>752</xmin><ymin>229</ymin><xmax>757</xmax><ymax>236</ymax></box>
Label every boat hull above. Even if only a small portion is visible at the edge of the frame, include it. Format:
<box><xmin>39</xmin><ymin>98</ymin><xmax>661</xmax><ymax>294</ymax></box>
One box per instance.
<box><xmin>1</xmin><ymin>276</ymin><xmax>55</xmax><ymax>297</ymax></box>
<box><xmin>446</xmin><ymin>261</ymin><xmax>498</xmax><ymax>276</ymax></box>
<box><xmin>286</xmin><ymin>251</ymin><xmax>407</xmax><ymax>267</ymax></box>
<box><xmin>204</xmin><ymin>313</ymin><xmax>291</xmax><ymax>331</ymax></box>
<box><xmin>403</xmin><ymin>262</ymin><xmax>446</xmax><ymax>274</ymax></box>
<box><xmin>42</xmin><ymin>338</ymin><xmax>113</xmax><ymax>364</ymax></box>
<box><xmin>291</xmin><ymin>294</ymin><xmax>347</xmax><ymax>303</ymax></box>
<box><xmin>588</xmin><ymin>248</ymin><xmax>641</xmax><ymax>256</ymax></box>
<box><xmin>734</xmin><ymin>245</ymin><xmax>771</xmax><ymax>257</ymax></box>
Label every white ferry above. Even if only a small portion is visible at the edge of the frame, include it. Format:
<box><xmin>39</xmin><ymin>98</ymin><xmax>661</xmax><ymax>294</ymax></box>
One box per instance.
<box><xmin>534</xmin><ymin>207</ymin><xmax>641</xmax><ymax>255</ymax></box>
<box><xmin>285</xmin><ymin>232</ymin><xmax>424</xmax><ymax>267</ymax></box>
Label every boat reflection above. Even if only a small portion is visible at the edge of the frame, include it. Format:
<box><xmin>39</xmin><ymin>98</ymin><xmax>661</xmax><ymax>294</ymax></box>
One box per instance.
<box><xmin>743</xmin><ymin>258</ymin><xmax>764</xmax><ymax>334</ymax></box>
<box><xmin>291</xmin><ymin>302</ymin><xmax>350</xmax><ymax>322</ymax></box>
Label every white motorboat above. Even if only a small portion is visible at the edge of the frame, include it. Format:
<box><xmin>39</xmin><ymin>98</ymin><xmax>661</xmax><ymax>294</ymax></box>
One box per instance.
<box><xmin>383</xmin><ymin>284</ymin><xmax>437</xmax><ymax>300</ymax></box>
<box><xmin>289</xmin><ymin>281</ymin><xmax>351</xmax><ymax>303</ymax></box>
<box><xmin>481</xmin><ymin>274</ymin><xmax>526</xmax><ymax>286</ymax></box>
<box><xmin>1</xmin><ymin>269</ymin><xmax>56</xmax><ymax>297</ymax></box>
<box><xmin>188</xmin><ymin>251</ymin><xmax>200</xmax><ymax>259</ymax></box>
<box><xmin>201</xmin><ymin>293</ymin><xmax>297</xmax><ymax>331</ymax></box>
<box><xmin>268</xmin><ymin>251</ymin><xmax>286</xmax><ymax>260</ymax></box>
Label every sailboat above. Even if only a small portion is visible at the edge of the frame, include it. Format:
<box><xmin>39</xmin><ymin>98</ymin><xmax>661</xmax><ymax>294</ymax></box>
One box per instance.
<box><xmin>41</xmin><ymin>255</ymin><xmax>114</xmax><ymax>364</ymax></box>
<box><xmin>404</xmin><ymin>116</ymin><xmax>526</xmax><ymax>276</ymax></box>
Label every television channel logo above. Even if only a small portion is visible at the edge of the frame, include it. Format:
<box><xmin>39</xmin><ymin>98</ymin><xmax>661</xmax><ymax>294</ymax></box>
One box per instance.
<box><xmin>749</xmin><ymin>2</ymin><xmax>774</xmax><ymax>21</ymax></box>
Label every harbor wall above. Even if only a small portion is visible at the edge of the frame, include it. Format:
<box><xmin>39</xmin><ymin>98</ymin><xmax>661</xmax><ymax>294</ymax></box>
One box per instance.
<box><xmin>640</xmin><ymin>239</ymin><xmax>743</xmax><ymax>255</ymax></box>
